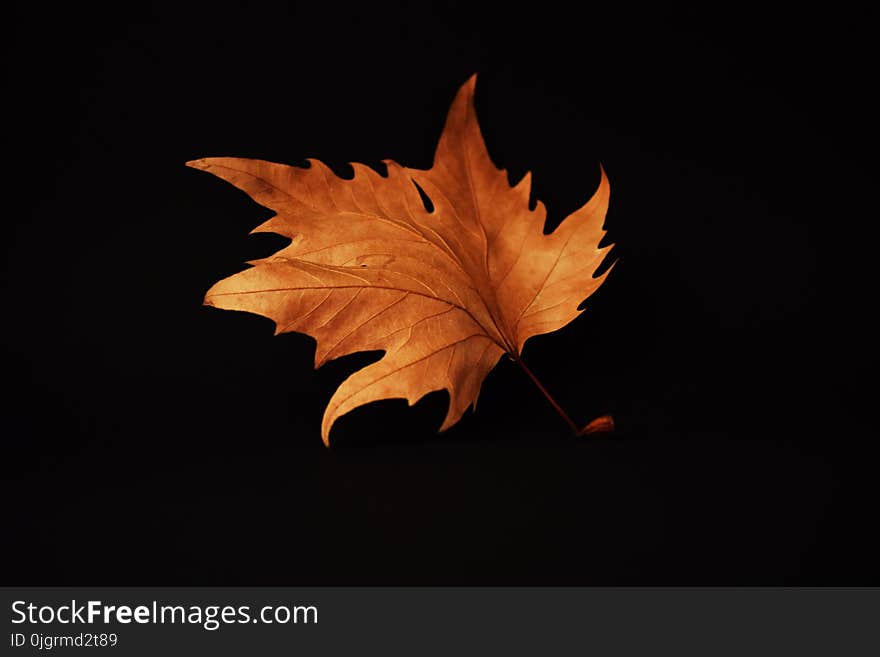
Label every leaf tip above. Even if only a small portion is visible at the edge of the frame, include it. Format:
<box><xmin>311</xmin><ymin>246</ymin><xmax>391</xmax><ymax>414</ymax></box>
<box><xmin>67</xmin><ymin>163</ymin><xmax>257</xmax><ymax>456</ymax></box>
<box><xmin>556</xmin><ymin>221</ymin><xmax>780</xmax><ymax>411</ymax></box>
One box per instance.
<box><xmin>320</xmin><ymin>414</ymin><xmax>335</xmax><ymax>447</ymax></box>
<box><xmin>458</xmin><ymin>73</ymin><xmax>479</xmax><ymax>105</ymax></box>
<box><xmin>186</xmin><ymin>159</ymin><xmax>211</xmax><ymax>171</ymax></box>
<box><xmin>594</xmin><ymin>253</ymin><xmax>619</xmax><ymax>281</ymax></box>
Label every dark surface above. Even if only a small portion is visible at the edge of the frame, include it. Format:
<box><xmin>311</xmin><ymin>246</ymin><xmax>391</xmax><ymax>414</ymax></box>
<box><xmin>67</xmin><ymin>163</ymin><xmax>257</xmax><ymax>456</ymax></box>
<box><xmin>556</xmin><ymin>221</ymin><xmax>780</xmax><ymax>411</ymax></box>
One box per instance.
<box><xmin>2</xmin><ymin>2</ymin><xmax>876</xmax><ymax>583</ymax></box>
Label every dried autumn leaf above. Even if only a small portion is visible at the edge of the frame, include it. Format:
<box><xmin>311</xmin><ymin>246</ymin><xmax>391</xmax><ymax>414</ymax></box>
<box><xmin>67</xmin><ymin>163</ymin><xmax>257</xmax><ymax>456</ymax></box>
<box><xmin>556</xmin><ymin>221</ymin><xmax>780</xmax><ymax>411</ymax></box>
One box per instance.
<box><xmin>189</xmin><ymin>76</ymin><xmax>614</xmax><ymax>444</ymax></box>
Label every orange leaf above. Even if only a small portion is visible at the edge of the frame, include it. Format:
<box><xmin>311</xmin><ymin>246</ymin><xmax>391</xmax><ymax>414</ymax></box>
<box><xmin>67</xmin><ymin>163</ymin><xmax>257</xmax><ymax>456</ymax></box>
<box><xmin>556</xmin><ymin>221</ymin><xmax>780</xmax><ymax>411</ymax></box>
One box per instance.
<box><xmin>189</xmin><ymin>75</ymin><xmax>614</xmax><ymax>444</ymax></box>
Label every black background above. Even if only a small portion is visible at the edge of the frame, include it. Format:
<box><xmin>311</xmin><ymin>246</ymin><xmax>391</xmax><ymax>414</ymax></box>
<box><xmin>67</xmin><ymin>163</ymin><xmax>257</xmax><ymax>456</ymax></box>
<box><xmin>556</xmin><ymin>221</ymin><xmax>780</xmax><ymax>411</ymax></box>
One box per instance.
<box><xmin>3</xmin><ymin>2</ymin><xmax>877</xmax><ymax>583</ymax></box>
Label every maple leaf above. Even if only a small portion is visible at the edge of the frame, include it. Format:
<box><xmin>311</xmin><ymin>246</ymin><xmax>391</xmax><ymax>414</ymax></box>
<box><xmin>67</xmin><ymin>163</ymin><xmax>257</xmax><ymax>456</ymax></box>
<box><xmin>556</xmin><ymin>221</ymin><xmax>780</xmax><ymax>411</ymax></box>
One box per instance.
<box><xmin>189</xmin><ymin>75</ymin><xmax>614</xmax><ymax>445</ymax></box>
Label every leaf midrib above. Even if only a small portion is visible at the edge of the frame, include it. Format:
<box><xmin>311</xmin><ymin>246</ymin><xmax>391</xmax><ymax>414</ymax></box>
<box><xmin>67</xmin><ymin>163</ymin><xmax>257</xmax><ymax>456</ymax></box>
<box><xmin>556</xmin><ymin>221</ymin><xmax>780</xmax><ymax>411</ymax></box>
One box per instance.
<box><xmin>208</xmin><ymin>283</ymin><xmax>508</xmax><ymax>351</ymax></box>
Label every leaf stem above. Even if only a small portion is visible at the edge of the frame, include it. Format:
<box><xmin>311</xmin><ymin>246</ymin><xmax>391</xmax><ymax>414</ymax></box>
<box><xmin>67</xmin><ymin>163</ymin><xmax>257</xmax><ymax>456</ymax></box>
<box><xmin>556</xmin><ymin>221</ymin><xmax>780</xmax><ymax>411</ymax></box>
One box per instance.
<box><xmin>511</xmin><ymin>355</ymin><xmax>613</xmax><ymax>437</ymax></box>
